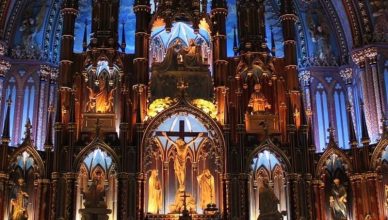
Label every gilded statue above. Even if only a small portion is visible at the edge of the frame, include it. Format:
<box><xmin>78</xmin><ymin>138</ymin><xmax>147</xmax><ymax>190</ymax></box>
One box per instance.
<box><xmin>10</xmin><ymin>178</ymin><xmax>29</xmax><ymax>220</ymax></box>
<box><xmin>258</xmin><ymin>179</ymin><xmax>282</xmax><ymax>220</ymax></box>
<box><xmin>85</xmin><ymin>77</ymin><xmax>116</xmax><ymax>113</ymax></box>
<box><xmin>385</xmin><ymin>184</ymin><xmax>388</xmax><ymax>208</ymax></box>
<box><xmin>197</xmin><ymin>169</ymin><xmax>215</xmax><ymax>210</ymax></box>
<box><xmin>148</xmin><ymin>170</ymin><xmax>162</xmax><ymax>214</ymax></box>
<box><xmin>329</xmin><ymin>178</ymin><xmax>347</xmax><ymax>220</ymax></box>
<box><xmin>248</xmin><ymin>84</ymin><xmax>271</xmax><ymax>113</ymax></box>
<box><xmin>162</xmin><ymin>132</ymin><xmax>203</xmax><ymax>192</ymax></box>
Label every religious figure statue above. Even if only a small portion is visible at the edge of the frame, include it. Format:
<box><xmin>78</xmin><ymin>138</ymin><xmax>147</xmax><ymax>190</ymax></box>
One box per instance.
<box><xmin>85</xmin><ymin>77</ymin><xmax>116</xmax><ymax>113</ymax></box>
<box><xmin>180</xmin><ymin>39</ymin><xmax>203</xmax><ymax>68</ymax></box>
<box><xmin>162</xmin><ymin>132</ymin><xmax>203</xmax><ymax>192</ymax></box>
<box><xmin>148</xmin><ymin>170</ymin><xmax>162</xmax><ymax>214</ymax></box>
<box><xmin>82</xmin><ymin>170</ymin><xmax>107</xmax><ymax>209</ymax></box>
<box><xmin>248</xmin><ymin>84</ymin><xmax>271</xmax><ymax>113</ymax></box>
<box><xmin>197</xmin><ymin>169</ymin><xmax>215</xmax><ymax>210</ymax></box>
<box><xmin>329</xmin><ymin>178</ymin><xmax>347</xmax><ymax>220</ymax></box>
<box><xmin>10</xmin><ymin>178</ymin><xmax>29</xmax><ymax>220</ymax></box>
<box><xmin>385</xmin><ymin>184</ymin><xmax>388</xmax><ymax>208</ymax></box>
<box><xmin>258</xmin><ymin>179</ymin><xmax>282</xmax><ymax>220</ymax></box>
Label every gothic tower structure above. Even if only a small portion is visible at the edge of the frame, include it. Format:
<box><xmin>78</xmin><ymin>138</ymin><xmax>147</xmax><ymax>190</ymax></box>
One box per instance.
<box><xmin>0</xmin><ymin>0</ymin><xmax>388</xmax><ymax>220</ymax></box>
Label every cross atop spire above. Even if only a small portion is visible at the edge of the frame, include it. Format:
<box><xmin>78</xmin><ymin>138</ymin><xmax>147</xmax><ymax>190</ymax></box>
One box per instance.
<box><xmin>326</xmin><ymin>125</ymin><xmax>338</xmax><ymax>149</ymax></box>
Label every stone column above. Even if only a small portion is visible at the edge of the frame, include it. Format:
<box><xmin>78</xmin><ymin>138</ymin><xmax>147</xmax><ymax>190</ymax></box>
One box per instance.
<box><xmin>238</xmin><ymin>173</ymin><xmax>250</xmax><ymax>220</ymax></box>
<box><xmin>222</xmin><ymin>173</ymin><xmax>231</xmax><ymax>219</ymax></box>
<box><xmin>365</xmin><ymin>172</ymin><xmax>380</xmax><ymax>218</ymax></box>
<box><xmin>287</xmin><ymin>173</ymin><xmax>301</xmax><ymax>219</ymax></box>
<box><xmin>350</xmin><ymin>175</ymin><xmax>363</xmax><ymax>219</ymax></box>
<box><xmin>64</xmin><ymin>172</ymin><xmax>77</xmax><ymax>220</ymax></box>
<box><xmin>136</xmin><ymin>172</ymin><xmax>145</xmax><ymax>219</ymax></box>
<box><xmin>37</xmin><ymin>178</ymin><xmax>50</xmax><ymax>220</ymax></box>
<box><xmin>312</xmin><ymin>180</ymin><xmax>321</xmax><ymax>219</ymax></box>
<box><xmin>50</xmin><ymin>172</ymin><xmax>60</xmax><ymax>220</ymax></box>
<box><xmin>0</xmin><ymin>172</ymin><xmax>8</xmax><ymax>219</ymax></box>
<box><xmin>0</xmin><ymin>59</ymin><xmax>10</xmax><ymax>131</ymax></box>
<box><xmin>36</xmin><ymin>65</ymin><xmax>50</xmax><ymax>148</ymax></box>
<box><xmin>318</xmin><ymin>180</ymin><xmax>326</xmax><ymax>220</ymax></box>
<box><xmin>117</xmin><ymin>172</ymin><xmax>129</xmax><ymax>220</ymax></box>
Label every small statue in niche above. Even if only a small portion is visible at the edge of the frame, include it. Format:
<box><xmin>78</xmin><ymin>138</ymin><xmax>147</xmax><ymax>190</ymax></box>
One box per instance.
<box><xmin>82</xmin><ymin>170</ymin><xmax>107</xmax><ymax>209</ymax></box>
<box><xmin>180</xmin><ymin>39</ymin><xmax>203</xmax><ymax>68</ymax></box>
<box><xmin>85</xmin><ymin>77</ymin><xmax>116</xmax><ymax>113</ymax></box>
<box><xmin>248</xmin><ymin>83</ymin><xmax>271</xmax><ymax>113</ymax></box>
<box><xmin>197</xmin><ymin>169</ymin><xmax>215</xmax><ymax>210</ymax></box>
<box><xmin>10</xmin><ymin>178</ymin><xmax>29</xmax><ymax>220</ymax></box>
<box><xmin>148</xmin><ymin>170</ymin><xmax>162</xmax><ymax>214</ymax></box>
<box><xmin>329</xmin><ymin>178</ymin><xmax>347</xmax><ymax>220</ymax></box>
<box><xmin>258</xmin><ymin>179</ymin><xmax>282</xmax><ymax>220</ymax></box>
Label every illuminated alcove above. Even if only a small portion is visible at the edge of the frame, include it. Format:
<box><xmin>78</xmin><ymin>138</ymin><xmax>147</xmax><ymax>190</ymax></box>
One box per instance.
<box><xmin>143</xmin><ymin>109</ymin><xmax>225</xmax><ymax>215</ymax></box>
<box><xmin>75</xmin><ymin>148</ymin><xmax>117</xmax><ymax>220</ymax></box>
<box><xmin>249</xmin><ymin>149</ymin><xmax>288</xmax><ymax>220</ymax></box>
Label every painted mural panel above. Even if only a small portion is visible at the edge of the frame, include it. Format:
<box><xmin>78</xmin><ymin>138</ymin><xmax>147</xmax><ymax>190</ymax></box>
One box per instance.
<box><xmin>11</xmin><ymin>0</ymin><xmax>49</xmax><ymax>59</ymax></box>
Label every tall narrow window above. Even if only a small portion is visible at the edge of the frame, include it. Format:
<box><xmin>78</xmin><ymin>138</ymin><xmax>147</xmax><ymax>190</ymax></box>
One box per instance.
<box><xmin>3</xmin><ymin>77</ymin><xmax>17</xmax><ymax>146</ymax></box>
<box><xmin>20</xmin><ymin>77</ymin><xmax>36</xmax><ymax>143</ymax></box>
<box><xmin>334</xmin><ymin>84</ymin><xmax>349</xmax><ymax>149</ymax></box>
<box><xmin>315</xmin><ymin>83</ymin><xmax>329</xmax><ymax>151</ymax></box>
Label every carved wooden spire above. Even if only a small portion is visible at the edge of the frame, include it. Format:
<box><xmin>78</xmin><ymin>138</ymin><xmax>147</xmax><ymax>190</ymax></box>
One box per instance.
<box><xmin>359</xmin><ymin>101</ymin><xmax>370</xmax><ymax>146</ymax></box>
<box><xmin>346</xmin><ymin>104</ymin><xmax>358</xmax><ymax>148</ymax></box>
<box><xmin>1</xmin><ymin>95</ymin><xmax>11</xmax><ymax>141</ymax></box>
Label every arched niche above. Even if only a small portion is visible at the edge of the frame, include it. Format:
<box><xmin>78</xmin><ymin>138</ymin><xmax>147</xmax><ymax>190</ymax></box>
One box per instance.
<box><xmin>370</xmin><ymin>137</ymin><xmax>388</xmax><ymax>217</ymax></box>
<box><xmin>247</xmin><ymin>139</ymin><xmax>290</xmax><ymax>220</ymax></box>
<box><xmin>142</xmin><ymin>103</ymin><xmax>225</xmax><ymax>215</ymax></box>
<box><xmin>74</xmin><ymin>141</ymin><xmax>118</xmax><ymax>220</ymax></box>
<box><xmin>316</xmin><ymin>152</ymin><xmax>352</xmax><ymax>220</ymax></box>
<box><xmin>6</xmin><ymin>144</ymin><xmax>44</xmax><ymax>220</ymax></box>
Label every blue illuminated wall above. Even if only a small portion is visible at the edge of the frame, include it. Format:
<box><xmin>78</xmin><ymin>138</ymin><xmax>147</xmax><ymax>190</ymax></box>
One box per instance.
<box><xmin>118</xmin><ymin>0</ymin><xmax>136</xmax><ymax>53</ymax></box>
<box><xmin>315</xmin><ymin>83</ymin><xmax>329</xmax><ymax>151</ymax></box>
<box><xmin>334</xmin><ymin>84</ymin><xmax>349</xmax><ymax>149</ymax></box>
<box><xmin>226</xmin><ymin>0</ymin><xmax>237</xmax><ymax>57</ymax></box>
<box><xmin>73</xmin><ymin>0</ymin><xmax>92</xmax><ymax>53</ymax></box>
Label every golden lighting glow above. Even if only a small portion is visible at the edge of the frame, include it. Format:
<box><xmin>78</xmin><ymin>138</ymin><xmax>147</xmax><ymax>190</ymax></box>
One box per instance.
<box><xmin>151</xmin><ymin>18</ymin><xmax>166</xmax><ymax>31</ymax></box>
<box><xmin>192</xmin><ymin>99</ymin><xmax>217</xmax><ymax>119</ymax></box>
<box><xmin>199</xmin><ymin>18</ymin><xmax>211</xmax><ymax>34</ymax></box>
<box><xmin>147</xmin><ymin>97</ymin><xmax>175</xmax><ymax>118</ymax></box>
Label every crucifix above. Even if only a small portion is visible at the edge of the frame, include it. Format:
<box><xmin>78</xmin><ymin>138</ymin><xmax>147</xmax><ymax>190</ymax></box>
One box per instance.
<box><xmin>155</xmin><ymin>120</ymin><xmax>208</xmax><ymax>191</ymax></box>
<box><xmin>179</xmin><ymin>191</ymin><xmax>192</xmax><ymax>220</ymax></box>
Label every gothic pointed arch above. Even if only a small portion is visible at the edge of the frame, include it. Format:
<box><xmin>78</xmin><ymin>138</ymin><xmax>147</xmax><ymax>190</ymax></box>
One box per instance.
<box><xmin>142</xmin><ymin>99</ymin><xmax>226</xmax><ymax>173</ymax></box>
<box><xmin>141</xmin><ymin>97</ymin><xmax>226</xmax><ymax>215</ymax></box>
<box><xmin>9</xmin><ymin>135</ymin><xmax>44</xmax><ymax>177</ymax></box>
<box><xmin>370</xmin><ymin>135</ymin><xmax>388</xmax><ymax>172</ymax></box>
<box><xmin>246</xmin><ymin>138</ymin><xmax>291</xmax><ymax>172</ymax></box>
<box><xmin>316</xmin><ymin>144</ymin><xmax>353</xmax><ymax>178</ymax></box>
<box><xmin>73</xmin><ymin>138</ymin><xmax>119</xmax><ymax>171</ymax></box>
